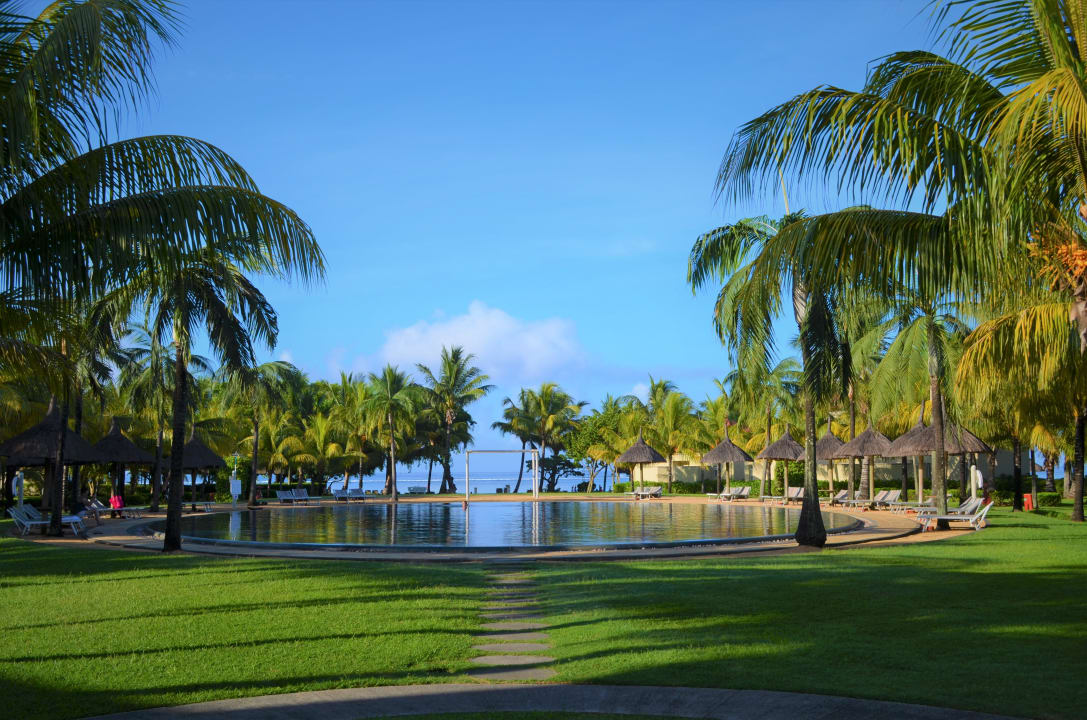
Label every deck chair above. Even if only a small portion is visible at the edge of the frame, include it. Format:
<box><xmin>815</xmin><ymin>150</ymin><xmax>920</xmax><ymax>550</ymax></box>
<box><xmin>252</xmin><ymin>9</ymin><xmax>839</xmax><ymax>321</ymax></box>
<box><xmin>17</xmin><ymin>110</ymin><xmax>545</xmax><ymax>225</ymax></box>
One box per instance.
<box><xmin>874</xmin><ymin>489</ymin><xmax>901</xmax><ymax>508</ymax></box>
<box><xmin>725</xmin><ymin>486</ymin><xmax>752</xmax><ymax>502</ymax></box>
<box><xmin>276</xmin><ymin>490</ymin><xmax>295</xmax><ymax>504</ymax></box>
<box><xmin>347</xmin><ymin>488</ymin><xmax>366</xmax><ymax>501</ymax></box>
<box><xmin>785</xmin><ymin>487</ymin><xmax>805</xmax><ymax>503</ymax></box>
<box><xmin>823</xmin><ymin>490</ymin><xmax>849</xmax><ymax>505</ymax></box>
<box><xmin>332</xmin><ymin>488</ymin><xmax>349</xmax><ymax>502</ymax></box>
<box><xmin>917</xmin><ymin>501</ymin><xmax>993</xmax><ymax>531</ymax></box>
<box><xmin>841</xmin><ymin>489</ymin><xmax>889</xmax><ymax>508</ymax></box>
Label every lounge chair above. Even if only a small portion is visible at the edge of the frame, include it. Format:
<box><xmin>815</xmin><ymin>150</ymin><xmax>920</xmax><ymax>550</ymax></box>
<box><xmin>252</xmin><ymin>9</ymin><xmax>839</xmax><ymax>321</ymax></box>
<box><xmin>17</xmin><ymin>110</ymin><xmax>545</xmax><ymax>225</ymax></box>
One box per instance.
<box><xmin>874</xmin><ymin>489</ymin><xmax>901</xmax><ymax>508</ymax></box>
<box><xmin>292</xmin><ymin>489</ymin><xmax>318</xmax><ymax>504</ymax></box>
<box><xmin>823</xmin><ymin>490</ymin><xmax>849</xmax><ymax>505</ymax></box>
<box><xmin>632</xmin><ymin>486</ymin><xmax>662</xmax><ymax>500</ymax></box>
<box><xmin>841</xmin><ymin>489</ymin><xmax>890</xmax><ymax>508</ymax></box>
<box><xmin>347</xmin><ymin>488</ymin><xmax>366</xmax><ymax>502</ymax></box>
<box><xmin>888</xmin><ymin>496</ymin><xmax>935</xmax><ymax>513</ymax></box>
<box><xmin>759</xmin><ymin>492</ymin><xmax>784</xmax><ymax>503</ymax></box>
<box><xmin>9</xmin><ymin>506</ymin><xmax>86</xmax><ymax>536</ymax></box>
<box><xmin>722</xmin><ymin>486</ymin><xmax>751</xmax><ymax>502</ymax></box>
<box><xmin>332</xmin><ymin>488</ymin><xmax>349</xmax><ymax>502</ymax></box>
<box><xmin>916</xmin><ymin>501</ymin><xmax>993</xmax><ymax>531</ymax></box>
<box><xmin>915</xmin><ymin>496</ymin><xmax>982</xmax><ymax>518</ymax></box>
<box><xmin>276</xmin><ymin>490</ymin><xmax>296</xmax><ymax>504</ymax></box>
<box><xmin>406</xmin><ymin>485</ymin><xmax>426</xmax><ymax>495</ymax></box>
<box><xmin>784</xmin><ymin>487</ymin><xmax>804</xmax><ymax>504</ymax></box>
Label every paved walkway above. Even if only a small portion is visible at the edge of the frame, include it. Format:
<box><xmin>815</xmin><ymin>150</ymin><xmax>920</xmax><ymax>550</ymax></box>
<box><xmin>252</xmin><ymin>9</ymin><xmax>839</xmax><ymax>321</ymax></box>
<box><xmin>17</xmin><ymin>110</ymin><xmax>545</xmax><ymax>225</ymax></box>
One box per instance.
<box><xmin>468</xmin><ymin>563</ymin><xmax>556</xmax><ymax>681</ymax></box>
<box><xmin>82</xmin><ymin>683</ymin><xmax>1017</xmax><ymax>720</ymax></box>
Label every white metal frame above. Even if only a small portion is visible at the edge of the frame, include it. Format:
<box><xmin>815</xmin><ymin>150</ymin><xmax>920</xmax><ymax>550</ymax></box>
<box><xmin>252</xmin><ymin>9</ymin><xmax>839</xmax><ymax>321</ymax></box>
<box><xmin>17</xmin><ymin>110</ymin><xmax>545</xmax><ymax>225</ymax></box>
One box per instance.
<box><xmin>465</xmin><ymin>449</ymin><xmax>540</xmax><ymax>501</ymax></box>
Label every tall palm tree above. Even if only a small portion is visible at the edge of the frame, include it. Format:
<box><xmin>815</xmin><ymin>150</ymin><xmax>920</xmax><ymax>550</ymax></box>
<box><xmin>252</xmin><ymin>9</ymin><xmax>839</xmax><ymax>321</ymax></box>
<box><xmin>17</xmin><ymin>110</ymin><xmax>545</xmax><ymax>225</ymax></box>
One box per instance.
<box><xmin>492</xmin><ymin>391</ymin><xmax>536</xmax><ymax>493</ymax></box>
<box><xmin>332</xmin><ymin>374</ymin><xmax>379</xmax><ymax>491</ymax></box>
<box><xmin>521</xmin><ymin>383</ymin><xmax>584</xmax><ymax>492</ymax></box>
<box><xmin>364</xmin><ymin>365</ymin><xmax>419</xmax><ymax>500</ymax></box>
<box><xmin>646</xmin><ymin>391</ymin><xmax>695</xmax><ymax>493</ymax></box>
<box><xmin>416</xmin><ymin>346</ymin><xmax>493</xmax><ymax>494</ymax></box>
<box><xmin>221</xmin><ymin>360</ymin><xmax>296</xmax><ymax>506</ymax></box>
<box><xmin>104</xmin><ymin>248</ymin><xmax>283</xmax><ymax>551</ymax></box>
<box><xmin>724</xmin><ymin>357</ymin><xmax>800</xmax><ymax>497</ymax></box>
<box><xmin>294</xmin><ymin>412</ymin><xmax>344</xmax><ymax>489</ymax></box>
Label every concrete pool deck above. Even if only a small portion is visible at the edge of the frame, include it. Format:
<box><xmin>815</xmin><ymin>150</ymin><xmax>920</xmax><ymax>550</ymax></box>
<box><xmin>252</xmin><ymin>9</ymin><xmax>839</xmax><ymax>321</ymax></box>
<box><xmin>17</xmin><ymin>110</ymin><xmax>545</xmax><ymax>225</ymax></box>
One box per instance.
<box><xmin>9</xmin><ymin>494</ymin><xmax>969</xmax><ymax>561</ymax></box>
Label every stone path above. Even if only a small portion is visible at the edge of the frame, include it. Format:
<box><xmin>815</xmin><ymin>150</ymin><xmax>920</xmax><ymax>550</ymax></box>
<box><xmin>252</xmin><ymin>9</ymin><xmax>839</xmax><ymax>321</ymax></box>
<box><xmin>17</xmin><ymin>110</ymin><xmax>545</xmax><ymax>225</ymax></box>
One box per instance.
<box><xmin>467</xmin><ymin>563</ymin><xmax>557</xmax><ymax>681</ymax></box>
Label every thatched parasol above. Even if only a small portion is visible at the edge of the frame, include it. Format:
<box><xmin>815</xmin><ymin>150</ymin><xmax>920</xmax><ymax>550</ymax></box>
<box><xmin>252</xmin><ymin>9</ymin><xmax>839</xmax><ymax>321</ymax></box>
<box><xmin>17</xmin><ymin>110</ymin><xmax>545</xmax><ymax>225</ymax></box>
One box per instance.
<box><xmin>0</xmin><ymin>401</ymin><xmax>105</xmax><ymax>466</ymax></box>
<box><xmin>757</xmin><ymin>429</ymin><xmax>804</xmax><ymax>461</ymax></box>
<box><xmin>815</xmin><ymin>427</ymin><xmax>845</xmax><ymax>497</ymax></box>
<box><xmin>616</xmin><ymin>430</ymin><xmax>665</xmax><ymax>491</ymax></box>
<box><xmin>884</xmin><ymin>419</ymin><xmax>927</xmax><ymax>458</ymax></box>
<box><xmin>93</xmin><ymin>418</ymin><xmax>154</xmax><ymax>465</ymax></box>
<box><xmin>945</xmin><ymin>424</ymin><xmax>992</xmax><ymax>455</ymax></box>
<box><xmin>833</xmin><ymin>424</ymin><xmax>891</xmax><ymax>500</ymax></box>
<box><xmin>702</xmin><ymin>427</ymin><xmax>752</xmax><ymax>495</ymax></box>
<box><xmin>171</xmin><ymin>435</ymin><xmax>225</xmax><ymax>512</ymax></box>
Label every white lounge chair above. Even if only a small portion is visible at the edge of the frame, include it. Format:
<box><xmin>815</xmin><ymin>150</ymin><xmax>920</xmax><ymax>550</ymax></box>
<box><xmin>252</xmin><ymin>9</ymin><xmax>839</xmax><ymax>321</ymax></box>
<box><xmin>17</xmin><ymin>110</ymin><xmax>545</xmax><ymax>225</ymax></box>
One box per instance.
<box><xmin>276</xmin><ymin>490</ymin><xmax>296</xmax><ymax>504</ymax></box>
<box><xmin>632</xmin><ymin>486</ymin><xmax>662</xmax><ymax>500</ymax></box>
<box><xmin>721</xmin><ymin>486</ymin><xmax>752</xmax><ymax>502</ymax></box>
<box><xmin>347</xmin><ymin>488</ymin><xmax>366</xmax><ymax>501</ymax></box>
<box><xmin>332</xmin><ymin>488</ymin><xmax>349</xmax><ymax>502</ymax></box>
<box><xmin>406</xmin><ymin>486</ymin><xmax>426</xmax><ymax>495</ymax></box>
<box><xmin>823</xmin><ymin>490</ymin><xmax>849</xmax><ymax>505</ymax></box>
<box><xmin>7</xmin><ymin>506</ymin><xmax>50</xmax><ymax>534</ymax></box>
<box><xmin>888</xmin><ymin>496</ymin><xmax>936</xmax><ymax>513</ymax></box>
<box><xmin>874</xmin><ymin>489</ymin><xmax>901</xmax><ymax>508</ymax></box>
<box><xmin>292</xmin><ymin>489</ymin><xmax>318</xmax><ymax>504</ymax></box>
<box><xmin>9</xmin><ymin>506</ymin><xmax>86</xmax><ymax>536</ymax></box>
<box><xmin>916</xmin><ymin>496</ymin><xmax>982</xmax><ymax>517</ymax></box>
<box><xmin>917</xmin><ymin>501</ymin><xmax>993</xmax><ymax>531</ymax></box>
<box><xmin>841</xmin><ymin>489</ymin><xmax>890</xmax><ymax>508</ymax></box>
<box><xmin>784</xmin><ymin>487</ymin><xmax>805</xmax><ymax>504</ymax></box>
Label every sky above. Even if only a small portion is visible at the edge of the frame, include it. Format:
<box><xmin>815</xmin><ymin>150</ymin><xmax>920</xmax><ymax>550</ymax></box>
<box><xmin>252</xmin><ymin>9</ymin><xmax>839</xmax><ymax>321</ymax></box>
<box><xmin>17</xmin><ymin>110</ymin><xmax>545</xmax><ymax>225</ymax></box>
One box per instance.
<box><xmin>125</xmin><ymin>0</ymin><xmax>932</xmax><ymax>474</ymax></box>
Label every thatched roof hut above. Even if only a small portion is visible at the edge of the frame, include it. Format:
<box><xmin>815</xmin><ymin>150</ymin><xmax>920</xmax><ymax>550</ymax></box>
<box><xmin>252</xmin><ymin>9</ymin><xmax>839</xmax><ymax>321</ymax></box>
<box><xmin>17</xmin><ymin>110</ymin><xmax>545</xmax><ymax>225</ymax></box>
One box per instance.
<box><xmin>702</xmin><ymin>429</ymin><xmax>752</xmax><ymax>465</ymax></box>
<box><xmin>0</xmin><ymin>401</ymin><xmax>104</xmax><ymax>466</ymax></box>
<box><xmin>616</xmin><ymin>431</ymin><xmax>666</xmax><ymax>465</ymax></box>
<box><xmin>758</xmin><ymin>429</ymin><xmax>803</xmax><ymax>461</ymax></box>
<box><xmin>815</xmin><ymin>430</ymin><xmax>845</xmax><ymax>462</ymax></box>
<box><xmin>884</xmin><ymin>419</ymin><xmax>927</xmax><ymax>458</ymax></box>
<box><xmin>885</xmin><ymin>422</ymin><xmax>992</xmax><ymax>457</ymax></box>
<box><xmin>93</xmin><ymin>418</ymin><xmax>154</xmax><ymax>465</ymax></box>
<box><xmin>945</xmin><ymin>425</ymin><xmax>992</xmax><ymax>455</ymax></box>
<box><xmin>833</xmin><ymin>425</ymin><xmax>891</xmax><ymax>459</ymax></box>
<box><xmin>180</xmin><ymin>436</ymin><xmax>226</xmax><ymax>470</ymax></box>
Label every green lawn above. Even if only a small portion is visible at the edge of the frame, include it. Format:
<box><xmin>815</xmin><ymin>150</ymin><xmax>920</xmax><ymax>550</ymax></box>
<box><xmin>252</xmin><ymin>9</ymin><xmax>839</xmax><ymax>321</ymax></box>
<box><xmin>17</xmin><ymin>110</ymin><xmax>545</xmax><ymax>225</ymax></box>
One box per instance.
<box><xmin>0</xmin><ymin>535</ymin><xmax>485</xmax><ymax>720</ymax></box>
<box><xmin>536</xmin><ymin>507</ymin><xmax>1087</xmax><ymax>720</ymax></box>
<box><xmin>3</xmin><ymin>508</ymin><xmax>1086</xmax><ymax>720</ymax></box>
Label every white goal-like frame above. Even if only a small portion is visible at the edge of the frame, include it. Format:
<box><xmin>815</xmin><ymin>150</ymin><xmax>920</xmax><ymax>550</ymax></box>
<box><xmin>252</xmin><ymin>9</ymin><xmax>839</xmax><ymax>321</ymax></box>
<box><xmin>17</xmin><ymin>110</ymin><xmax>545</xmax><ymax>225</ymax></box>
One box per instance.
<box><xmin>465</xmin><ymin>449</ymin><xmax>540</xmax><ymax>500</ymax></box>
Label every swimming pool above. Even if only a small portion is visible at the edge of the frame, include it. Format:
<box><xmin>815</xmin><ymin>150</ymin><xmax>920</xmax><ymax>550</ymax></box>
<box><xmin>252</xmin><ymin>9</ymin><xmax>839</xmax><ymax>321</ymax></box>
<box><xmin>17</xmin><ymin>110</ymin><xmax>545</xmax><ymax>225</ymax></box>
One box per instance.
<box><xmin>151</xmin><ymin>500</ymin><xmax>860</xmax><ymax>551</ymax></box>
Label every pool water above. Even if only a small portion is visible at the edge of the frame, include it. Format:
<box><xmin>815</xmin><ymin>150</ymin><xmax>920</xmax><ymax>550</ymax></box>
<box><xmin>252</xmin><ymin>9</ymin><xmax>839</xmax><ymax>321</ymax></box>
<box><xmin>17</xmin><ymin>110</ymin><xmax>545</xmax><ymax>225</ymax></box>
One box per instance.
<box><xmin>154</xmin><ymin>501</ymin><xmax>857</xmax><ymax>550</ymax></box>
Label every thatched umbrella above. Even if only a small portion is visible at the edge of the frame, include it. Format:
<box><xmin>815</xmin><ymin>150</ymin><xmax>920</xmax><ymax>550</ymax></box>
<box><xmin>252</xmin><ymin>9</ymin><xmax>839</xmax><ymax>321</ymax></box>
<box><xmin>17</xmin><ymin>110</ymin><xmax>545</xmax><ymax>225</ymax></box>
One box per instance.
<box><xmin>815</xmin><ymin>425</ymin><xmax>845</xmax><ymax>498</ymax></box>
<box><xmin>702</xmin><ymin>427</ymin><xmax>752</xmax><ymax>494</ymax></box>
<box><xmin>833</xmin><ymin>424</ymin><xmax>891</xmax><ymax>500</ymax></box>
<box><xmin>885</xmin><ymin>418</ymin><xmax>928</xmax><ymax>502</ymax></box>
<box><xmin>616</xmin><ymin>430</ymin><xmax>665</xmax><ymax>492</ymax></box>
<box><xmin>93</xmin><ymin>418</ymin><xmax>154</xmax><ymax>502</ymax></box>
<box><xmin>178</xmin><ymin>435</ymin><xmax>225</xmax><ymax>511</ymax></box>
<box><xmin>0</xmin><ymin>401</ymin><xmax>104</xmax><ymax>467</ymax></box>
<box><xmin>757</xmin><ymin>429</ymin><xmax>804</xmax><ymax>499</ymax></box>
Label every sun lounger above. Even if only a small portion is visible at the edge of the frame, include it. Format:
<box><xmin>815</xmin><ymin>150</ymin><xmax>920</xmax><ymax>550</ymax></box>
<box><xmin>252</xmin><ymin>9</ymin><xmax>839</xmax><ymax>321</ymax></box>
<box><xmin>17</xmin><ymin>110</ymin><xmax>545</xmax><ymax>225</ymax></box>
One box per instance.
<box><xmin>874</xmin><ymin>489</ymin><xmax>901</xmax><ymax>508</ymax></box>
<box><xmin>915</xmin><ymin>496</ymin><xmax>982</xmax><ymax>517</ymax></box>
<box><xmin>722</xmin><ymin>486</ymin><xmax>752</xmax><ymax>502</ymax></box>
<box><xmin>888</xmin><ymin>497</ymin><xmax>935</xmax><ymax>513</ymax></box>
<box><xmin>347</xmin><ymin>488</ymin><xmax>366</xmax><ymax>501</ymax></box>
<box><xmin>823</xmin><ymin>490</ymin><xmax>849</xmax><ymax>505</ymax></box>
<box><xmin>841</xmin><ymin>489</ymin><xmax>890</xmax><ymax>508</ymax></box>
<box><xmin>406</xmin><ymin>486</ymin><xmax>426</xmax><ymax>495</ymax></box>
<box><xmin>9</xmin><ymin>506</ymin><xmax>86</xmax><ymax>536</ymax></box>
<box><xmin>759</xmin><ymin>493</ymin><xmax>784</xmax><ymax>503</ymax></box>
<box><xmin>276</xmin><ymin>490</ymin><xmax>296</xmax><ymax>504</ymax></box>
<box><xmin>631</xmin><ymin>486</ymin><xmax>662</xmax><ymax>500</ymax></box>
<box><xmin>916</xmin><ymin>501</ymin><xmax>993</xmax><ymax>531</ymax></box>
<box><xmin>332</xmin><ymin>488</ymin><xmax>349</xmax><ymax>502</ymax></box>
<box><xmin>784</xmin><ymin>487</ymin><xmax>804</xmax><ymax>504</ymax></box>
<box><xmin>292</xmin><ymin>489</ymin><xmax>318</xmax><ymax>504</ymax></box>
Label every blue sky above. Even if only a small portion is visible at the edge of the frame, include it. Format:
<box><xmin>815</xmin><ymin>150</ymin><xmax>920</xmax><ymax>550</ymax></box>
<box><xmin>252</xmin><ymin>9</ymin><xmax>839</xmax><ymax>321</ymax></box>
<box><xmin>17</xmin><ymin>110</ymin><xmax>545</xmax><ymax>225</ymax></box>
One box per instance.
<box><xmin>129</xmin><ymin>0</ymin><xmax>931</xmax><ymax>473</ymax></box>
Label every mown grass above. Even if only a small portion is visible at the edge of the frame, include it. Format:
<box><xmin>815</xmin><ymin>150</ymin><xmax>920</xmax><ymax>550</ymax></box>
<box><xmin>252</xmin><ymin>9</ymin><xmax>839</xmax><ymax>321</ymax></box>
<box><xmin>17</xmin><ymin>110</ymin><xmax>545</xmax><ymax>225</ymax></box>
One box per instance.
<box><xmin>536</xmin><ymin>507</ymin><xmax>1087</xmax><ymax>719</ymax></box>
<box><xmin>0</xmin><ymin>533</ymin><xmax>485</xmax><ymax>720</ymax></box>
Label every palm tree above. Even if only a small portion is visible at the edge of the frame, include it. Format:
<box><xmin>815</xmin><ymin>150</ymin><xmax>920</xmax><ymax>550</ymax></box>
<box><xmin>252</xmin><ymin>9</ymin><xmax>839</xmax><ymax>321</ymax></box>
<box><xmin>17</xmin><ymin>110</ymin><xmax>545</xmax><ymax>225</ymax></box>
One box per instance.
<box><xmin>364</xmin><ymin>365</ymin><xmax>419</xmax><ymax>500</ymax></box>
<box><xmin>416</xmin><ymin>346</ymin><xmax>493</xmax><ymax>494</ymax></box>
<box><xmin>492</xmin><ymin>391</ymin><xmax>536</xmax><ymax>493</ymax></box>
<box><xmin>645</xmin><ymin>391</ymin><xmax>695</xmax><ymax>493</ymax></box>
<box><xmin>333</xmin><ymin>374</ymin><xmax>379</xmax><ymax>491</ymax></box>
<box><xmin>104</xmin><ymin>248</ymin><xmax>285</xmax><ymax>551</ymax></box>
<box><xmin>221</xmin><ymin>360</ymin><xmax>297</xmax><ymax>506</ymax></box>
<box><xmin>294</xmin><ymin>412</ymin><xmax>344</xmax><ymax>489</ymax></box>
<box><xmin>521</xmin><ymin>383</ymin><xmax>584</xmax><ymax>492</ymax></box>
<box><xmin>724</xmin><ymin>357</ymin><xmax>800</xmax><ymax>497</ymax></box>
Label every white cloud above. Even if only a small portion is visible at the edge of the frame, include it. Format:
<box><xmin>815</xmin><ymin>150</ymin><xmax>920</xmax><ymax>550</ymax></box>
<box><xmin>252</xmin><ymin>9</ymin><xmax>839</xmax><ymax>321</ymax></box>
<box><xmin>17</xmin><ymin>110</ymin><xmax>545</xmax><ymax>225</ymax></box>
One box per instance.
<box><xmin>277</xmin><ymin>349</ymin><xmax>294</xmax><ymax>363</ymax></box>
<box><xmin>630</xmin><ymin>382</ymin><xmax>649</xmax><ymax>403</ymax></box>
<box><xmin>377</xmin><ymin>301</ymin><xmax>584</xmax><ymax>386</ymax></box>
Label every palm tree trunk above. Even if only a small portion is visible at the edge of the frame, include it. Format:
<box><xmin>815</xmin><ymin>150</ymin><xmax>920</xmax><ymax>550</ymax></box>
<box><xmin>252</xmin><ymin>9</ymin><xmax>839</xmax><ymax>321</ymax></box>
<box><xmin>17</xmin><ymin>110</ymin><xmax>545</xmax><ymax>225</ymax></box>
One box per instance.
<box><xmin>248</xmin><ymin>411</ymin><xmax>260</xmax><ymax>507</ymax></box>
<box><xmin>512</xmin><ymin>439</ymin><xmax>526</xmax><ymax>493</ymax></box>
<box><xmin>958</xmin><ymin>454</ymin><xmax>968</xmax><ymax>503</ymax></box>
<box><xmin>795</xmin><ymin>391</ymin><xmax>826</xmax><ymax>547</ymax></box>
<box><xmin>48</xmin><ymin>394</ymin><xmax>69</xmax><ymax>536</ymax></box>
<box><xmin>859</xmin><ymin>457</ymin><xmax>870</xmax><ymax>500</ymax></box>
<box><xmin>667</xmin><ymin>454</ymin><xmax>674</xmax><ymax>494</ymax></box>
<box><xmin>150</xmin><ymin>427</ymin><xmax>164</xmax><ymax>512</ymax></box>
<box><xmin>901</xmin><ymin>457</ymin><xmax>909</xmax><ymax>502</ymax></box>
<box><xmin>928</xmin><ymin>326</ymin><xmax>949</xmax><ymax>525</ymax></box>
<box><xmin>1071</xmin><ymin>409</ymin><xmax>1084</xmax><ymax>522</ymax></box>
<box><xmin>761</xmin><ymin>403</ymin><xmax>772</xmax><ymax>496</ymax></box>
<box><xmin>1045</xmin><ymin>454</ymin><xmax>1056</xmax><ymax>493</ymax></box>
<box><xmin>848</xmin><ymin>390</ymin><xmax>857</xmax><ymax>499</ymax></box>
<box><xmin>443</xmin><ymin>420</ymin><xmax>457</xmax><ymax>494</ymax></box>
<box><xmin>69</xmin><ymin>391</ymin><xmax>84</xmax><ymax>514</ymax></box>
<box><xmin>388</xmin><ymin>413</ymin><xmax>398</xmax><ymax>502</ymax></box>
<box><xmin>1012</xmin><ymin>438</ymin><xmax>1023</xmax><ymax>511</ymax></box>
<box><xmin>427</xmin><ymin>456</ymin><xmax>434</xmax><ymax>493</ymax></box>
<box><xmin>164</xmin><ymin>344</ymin><xmax>188</xmax><ymax>552</ymax></box>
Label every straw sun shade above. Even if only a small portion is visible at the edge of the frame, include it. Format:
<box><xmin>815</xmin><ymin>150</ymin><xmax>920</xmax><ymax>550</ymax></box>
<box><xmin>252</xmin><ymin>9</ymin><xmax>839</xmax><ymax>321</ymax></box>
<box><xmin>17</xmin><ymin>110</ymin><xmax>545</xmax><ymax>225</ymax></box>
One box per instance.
<box><xmin>702</xmin><ymin>431</ymin><xmax>753</xmax><ymax>465</ymax></box>
<box><xmin>757</xmin><ymin>429</ymin><xmax>804</xmax><ymax>461</ymax></box>
<box><xmin>0</xmin><ymin>401</ymin><xmax>104</xmax><ymax>466</ymax></box>
<box><xmin>832</xmin><ymin>425</ymin><xmax>892</xmax><ymax>460</ymax></box>
<box><xmin>815</xmin><ymin>430</ymin><xmax>845</xmax><ymax>462</ymax></box>
<box><xmin>179</xmin><ymin>436</ymin><xmax>226</xmax><ymax>470</ymax></box>
<box><xmin>93</xmin><ymin>418</ymin><xmax>154</xmax><ymax>465</ymax></box>
<box><xmin>885</xmin><ymin>422</ymin><xmax>992</xmax><ymax>457</ymax></box>
<box><xmin>616</xmin><ymin>430</ymin><xmax>665</xmax><ymax>489</ymax></box>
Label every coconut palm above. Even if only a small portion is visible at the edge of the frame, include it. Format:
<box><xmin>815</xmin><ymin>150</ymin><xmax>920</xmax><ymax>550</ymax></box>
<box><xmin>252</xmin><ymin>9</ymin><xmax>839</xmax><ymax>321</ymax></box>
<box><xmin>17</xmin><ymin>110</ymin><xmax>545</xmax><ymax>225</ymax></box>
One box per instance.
<box><xmin>364</xmin><ymin>365</ymin><xmax>420</xmax><ymax>499</ymax></box>
<box><xmin>491</xmin><ymin>391</ymin><xmax>536</xmax><ymax>493</ymax></box>
<box><xmin>294</xmin><ymin>412</ymin><xmax>344</xmax><ymax>489</ymax></box>
<box><xmin>521</xmin><ymin>383</ymin><xmax>585</xmax><ymax>492</ymax></box>
<box><xmin>724</xmin><ymin>356</ymin><xmax>800</xmax><ymax>497</ymax></box>
<box><xmin>221</xmin><ymin>360</ymin><xmax>297</xmax><ymax>506</ymax></box>
<box><xmin>645</xmin><ymin>391</ymin><xmax>696</xmax><ymax>493</ymax></box>
<box><xmin>332</xmin><ymin>374</ymin><xmax>379</xmax><ymax>491</ymax></box>
<box><xmin>416</xmin><ymin>346</ymin><xmax>493</xmax><ymax>494</ymax></box>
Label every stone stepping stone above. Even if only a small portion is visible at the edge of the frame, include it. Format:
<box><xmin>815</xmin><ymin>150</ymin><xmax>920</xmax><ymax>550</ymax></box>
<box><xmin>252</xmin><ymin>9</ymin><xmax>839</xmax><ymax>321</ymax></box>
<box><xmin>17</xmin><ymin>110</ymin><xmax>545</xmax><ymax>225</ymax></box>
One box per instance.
<box><xmin>485</xmin><ymin>590</ymin><xmax>539</xmax><ymax>598</ymax></box>
<box><xmin>473</xmin><ymin>631</ymin><xmax>549</xmax><ymax>642</ymax></box>
<box><xmin>483</xmin><ymin>602</ymin><xmax>536</xmax><ymax>610</ymax></box>
<box><xmin>466</xmin><ymin>666</ymin><xmax>557</xmax><ymax>681</ymax></box>
<box><xmin>480</xmin><ymin>611</ymin><xmax>543</xmax><ymax>620</ymax></box>
<box><xmin>491</xmin><ymin>578</ymin><xmax>534</xmax><ymax>585</ymax></box>
<box><xmin>472</xmin><ymin>642</ymin><xmax>551</xmax><ymax>652</ymax></box>
<box><xmin>470</xmin><ymin>654</ymin><xmax>555</xmax><ymax>666</ymax></box>
<box><xmin>481</xmin><ymin>621</ymin><xmax>546</xmax><ymax>631</ymax></box>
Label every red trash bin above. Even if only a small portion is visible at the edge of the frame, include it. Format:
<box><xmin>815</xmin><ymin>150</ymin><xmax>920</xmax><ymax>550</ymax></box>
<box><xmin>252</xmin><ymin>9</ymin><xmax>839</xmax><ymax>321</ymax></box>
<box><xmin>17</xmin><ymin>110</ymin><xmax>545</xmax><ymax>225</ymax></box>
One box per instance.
<box><xmin>1023</xmin><ymin>494</ymin><xmax>1035</xmax><ymax>511</ymax></box>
